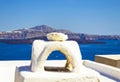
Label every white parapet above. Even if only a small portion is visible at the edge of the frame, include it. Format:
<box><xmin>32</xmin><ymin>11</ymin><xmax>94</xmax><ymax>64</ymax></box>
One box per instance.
<box><xmin>15</xmin><ymin>60</ymin><xmax>100</xmax><ymax>82</ymax></box>
<box><xmin>83</xmin><ymin>60</ymin><xmax>120</xmax><ymax>81</ymax></box>
<box><xmin>14</xmin><ymin>60</ymin><xmax>120</xmax><ymax>82</ymax></box>
<box><xmin>0</xmin><ymin>60</ymin><xmax>119</xmax><ymax>82</ymax></box>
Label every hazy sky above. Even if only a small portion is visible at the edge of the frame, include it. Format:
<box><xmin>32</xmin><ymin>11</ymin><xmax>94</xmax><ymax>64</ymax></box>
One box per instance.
<box><xmin>0</xmin><ymin>0</ymin><xmax>120</xmax><ymax>35</ymax></box>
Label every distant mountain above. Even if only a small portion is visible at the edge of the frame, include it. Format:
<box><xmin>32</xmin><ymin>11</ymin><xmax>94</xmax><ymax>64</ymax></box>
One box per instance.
<box><xmin>30</xmin><ymin>25</ymin><xmax>55</xmax><ymax>31</ymax></box>
<box><xmin>0</xmin><ymin>25</ymin><xmax>73</xmax><ymax>39</ymax></box>
<box><xmin>0</xmin><ymin>25</ymin><xmax>120</xmax><ymax>44</ymax></box>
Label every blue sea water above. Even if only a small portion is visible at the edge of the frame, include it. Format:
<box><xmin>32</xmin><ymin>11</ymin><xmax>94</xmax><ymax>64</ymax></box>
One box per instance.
<box><xmin>0</xmin><ymin>40</ymin><xmax>120</xmax><ymax>61</ymax></box>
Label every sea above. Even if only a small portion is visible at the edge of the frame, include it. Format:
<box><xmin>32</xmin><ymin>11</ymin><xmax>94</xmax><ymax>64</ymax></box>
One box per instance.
<box><xmin>0</xmin><ymin>40</ymin><xmax>120</xmax><ymax>61</ymax></box>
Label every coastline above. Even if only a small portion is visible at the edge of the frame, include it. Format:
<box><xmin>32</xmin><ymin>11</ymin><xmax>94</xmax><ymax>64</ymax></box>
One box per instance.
<box><xmin>0</xmin><ymin>39</ymin><xmax>105</xmax><ymax>44</ymax></box>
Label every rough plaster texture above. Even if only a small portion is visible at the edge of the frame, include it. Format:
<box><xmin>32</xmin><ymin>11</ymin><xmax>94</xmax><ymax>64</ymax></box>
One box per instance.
<box><xmin>15</xmin><ymin>62</ymin><xmax>100</xmax><ymax>82</ymax></box>
<box><xmin>0</xmin><ymin>60</ymin><xmax>117</xmax><ymax>82</ymax></box>
<box><xmin>30</xmin><ymin>40</ymin><xmax>82</xmax><ymax>73</ymax></box>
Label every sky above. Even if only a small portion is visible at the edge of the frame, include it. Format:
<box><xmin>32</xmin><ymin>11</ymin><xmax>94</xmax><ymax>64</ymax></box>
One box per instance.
<box><xmin>0</xmin><ymin>0</ymin><xmax>120</xmax><ymax>35</ymax></box>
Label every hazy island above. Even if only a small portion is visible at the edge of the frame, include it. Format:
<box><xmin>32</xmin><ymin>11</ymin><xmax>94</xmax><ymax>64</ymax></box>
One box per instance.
<box><xmin>0</xmin><ymin>25</ymin><xmax>120</xmax><ymax>44</ymax></box>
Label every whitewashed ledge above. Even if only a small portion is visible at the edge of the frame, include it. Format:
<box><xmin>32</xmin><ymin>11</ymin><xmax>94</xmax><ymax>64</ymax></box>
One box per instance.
<box><xmin>0</xmin><ymin>60</ymin><xmax>120</xmax><ymax>82</ymax></box>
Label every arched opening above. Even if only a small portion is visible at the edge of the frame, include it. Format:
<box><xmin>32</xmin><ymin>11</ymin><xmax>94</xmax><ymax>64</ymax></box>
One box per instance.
<box><xmin>47</xmin><ymin>50</ymin><xmax>66</xmax><ymax>60</ymax></box>
<box><xmin>45</xmin><ymin>50</ymin><xmax>70</xmax><ymax>72</ymax></box>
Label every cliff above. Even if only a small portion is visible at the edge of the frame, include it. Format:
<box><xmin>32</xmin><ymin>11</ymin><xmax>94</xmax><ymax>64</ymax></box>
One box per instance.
<box><xmin>0</xmin><ymin>25</ymin><xmax>120</xmax><ymax>44</ymax></box>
